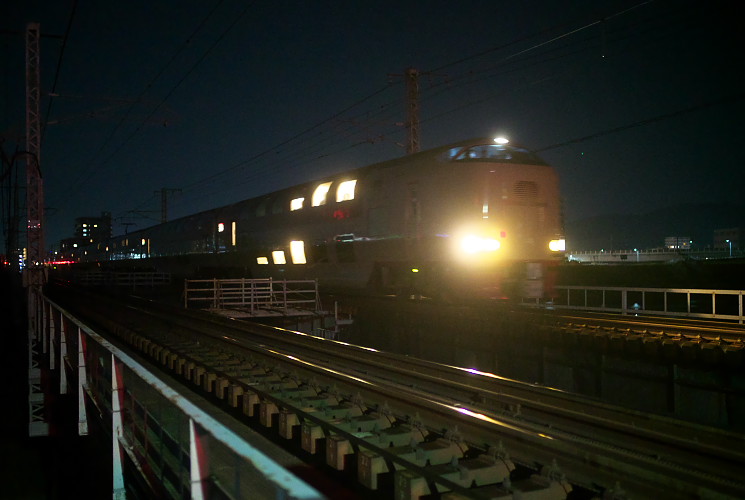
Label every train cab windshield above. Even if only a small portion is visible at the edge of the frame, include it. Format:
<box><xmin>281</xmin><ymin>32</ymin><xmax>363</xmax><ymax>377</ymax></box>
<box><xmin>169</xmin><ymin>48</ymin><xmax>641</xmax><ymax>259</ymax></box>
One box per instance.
<box><xmin>440</xmin><ymin>144</ymin><xmax>546</xmax><ymax>165</ymax></box>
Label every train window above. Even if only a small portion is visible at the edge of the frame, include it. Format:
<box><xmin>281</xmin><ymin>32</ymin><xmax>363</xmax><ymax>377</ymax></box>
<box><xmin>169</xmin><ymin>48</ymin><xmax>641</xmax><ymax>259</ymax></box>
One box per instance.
<box><xmin>445</xmin><ymin>144</ymin><xmax>547</xmax><ymax>165</ymax></box>
<box><xmin>290</xmin><ymin>197</ymin><xmax>304</xmax><ymax>211</ymax></box>
<box><xmin>312</xmin><ymin>182</ymin><xmax>332</xmax><ymax>207</ymax></box>
<box><xmin>336</xmin><ymin>180</ymin><xmax>357</xmax><ymax>202</ymax></box>
<box><xmin>231</xmin><ymin>221</ymin><xmax>237</xmax><ymax>246</ymax></box>
<box><xmin>255</xmin><ymin>199</ymin><xmax>267</xmax><ymax>217</ymax></box>
<box><xmin>310</xmin><ymin>242</ymin><xmax>328</xmax><ymax>263</ymax></box>
<box><xmin>271</xmin><ymin>197</ymin><xmax>284</xmax><ymax>215</ymax></box>
<box><xmin>272</xmin><ymin>250</ymin><xmax>286</xmax><ymax>265</ymax></box>
<box><xmin>257</xmin><ymin>256</ymin><xmax>269</xmax><ymax>265</ymax></box>
<box><xmin>290</xmin><ymin>240</ymin><xmax>307</xmax><ymax>264</ymax></box>
<box><xmin>336</xmin><ymin>239</ymin><xmax>355</xmax><ymax>263</ymax></box>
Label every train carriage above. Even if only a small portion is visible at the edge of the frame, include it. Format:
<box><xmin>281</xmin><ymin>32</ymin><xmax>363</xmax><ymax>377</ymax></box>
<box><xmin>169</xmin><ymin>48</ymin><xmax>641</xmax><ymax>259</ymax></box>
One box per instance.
<box><xmin>75</xmin><ymin>137</ymin><xmax>565</xmax><ymax>300</ymax></box>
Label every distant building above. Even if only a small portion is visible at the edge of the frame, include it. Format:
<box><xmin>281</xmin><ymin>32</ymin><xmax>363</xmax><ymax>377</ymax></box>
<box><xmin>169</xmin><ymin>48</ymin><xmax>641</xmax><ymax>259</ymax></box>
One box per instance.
<box><xmin>714</xmin><ymin>227</ymin><xmax>743</xmax><ymax>249</ymax></box>
<box><xmin>74</xmin><ymin>211</ymin><xmax>112</xmax><ymax>241</ymax></box>
<box><xmin>60</xmin><ymin>212</ymin><xmax>112</xmax><ymax>259</ymax></box>
<box><xmin>664</xmin><ymin>236</ymin><xmax>690</xmax><ymax>250</ymax></box>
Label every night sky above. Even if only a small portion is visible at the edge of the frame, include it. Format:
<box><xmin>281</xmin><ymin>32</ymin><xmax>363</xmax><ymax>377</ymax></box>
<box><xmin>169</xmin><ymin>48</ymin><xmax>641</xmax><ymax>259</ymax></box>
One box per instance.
<box><xmin>2</xmin><ymin>0</ymin><xmax>744</xmax><ymax>253</ymax></box>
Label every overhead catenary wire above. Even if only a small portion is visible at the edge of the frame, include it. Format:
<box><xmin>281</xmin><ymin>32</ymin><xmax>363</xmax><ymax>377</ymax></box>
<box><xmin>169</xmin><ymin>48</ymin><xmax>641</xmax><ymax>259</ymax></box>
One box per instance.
<box><xmin>161</xmin><ymin>0</ymin><xmax>674</xmax><ymax>216</ymax></box>
<box><xmin>47</xmin><ymin>0</ymin><xmax>719</xmax><ymax>237</ymax></box>
<box><xmin>41</xmin><ymin>0</ymin><xmax>78</xmax><ymax>144</ymax></box>
<box><xmin>49</xmin><ymin>0</ymin><xmax>234</xmax><ymax>208</ymax></box>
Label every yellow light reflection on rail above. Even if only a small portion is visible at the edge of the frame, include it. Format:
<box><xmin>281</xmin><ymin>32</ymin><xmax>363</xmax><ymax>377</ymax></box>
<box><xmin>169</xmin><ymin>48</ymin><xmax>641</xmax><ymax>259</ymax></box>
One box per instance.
<box><xmin>266</xmin><ymin>349</ymin><xmax>374</xmax><ymax>386</ymax></box>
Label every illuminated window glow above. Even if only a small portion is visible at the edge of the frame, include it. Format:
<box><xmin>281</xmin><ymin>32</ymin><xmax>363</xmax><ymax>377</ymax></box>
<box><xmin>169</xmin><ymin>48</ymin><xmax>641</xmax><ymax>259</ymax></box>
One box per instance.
<box><xmin>141</xmin><ymin>238</ymin><xmax>146</xmax><ymax>246</ymax></box>
<box><xmin>290</xmin><ymin>240</ymin><xmax>307</xmax><ymax>264</ymax></box>
<box><xmin>231</xmin><ymin>221</ymin><xmax>236</xmax><ymax>246</ymax></box>
<box><xmin>257</xmin><ymin>256</ymin><xmax>269</xmax><ymax>265</ymax></box>
<box><xmin>312</xmin><ymin>182</ymin><xmax>332</xmax><ymax>207</ymax></box>
<box><xmin>290</xmin><ymin>197</ymin><xmax>304</xmax><ymax>211</ymax></box>
<box><xmin>272</xmin><ymin>250</ymin><xmax>286</xmax><ymax>265</ymax></box>
<box><xmin>336</xmin><ymin>180</ymin><xmax>357</xmax><ymax>202</ymax></box>
<box><xmin>217</xmin><ymin>222</ymin><xmax>225</xmax><ymax>233</ymax></box>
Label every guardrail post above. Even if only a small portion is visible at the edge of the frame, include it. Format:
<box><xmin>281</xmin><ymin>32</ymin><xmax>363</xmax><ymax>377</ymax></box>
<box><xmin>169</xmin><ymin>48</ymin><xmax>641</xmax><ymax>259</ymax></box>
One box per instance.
<box><xmin>111</xmin><ymin>355</ymin><xmax>126</xmax><ymax>499</ymax></box>
<box><xmin>78</xmin><ymin>327</ymin><xmax>89</xmax><ymax>435</ymax></box>
<box><xmin>621</xmin><ymin>290</ymin><xmax>628</xmax><ymax>316</ymax></box>
<box><xmin>46</xmin><ymin>301</ymin><xmax>54</xmax><ymax>370</ymax></box>
<box><xmin>59</xmin><ymin>311</ymin><xmax>68</xmax><ymax>394</ymax></box>
<box><xmin>712</xmin><ymin>291</ymin><xmax>716</xmax><ymax>318</ymax></box>
<box><xmin>190</xmin><ymin>419</ymin><xmax>208</xmax><ymax>500</ymax></box>
<box><xmin>40</xmin><ymin>294</ymin><xmax>48</xmax><ymax>356</ymax></box>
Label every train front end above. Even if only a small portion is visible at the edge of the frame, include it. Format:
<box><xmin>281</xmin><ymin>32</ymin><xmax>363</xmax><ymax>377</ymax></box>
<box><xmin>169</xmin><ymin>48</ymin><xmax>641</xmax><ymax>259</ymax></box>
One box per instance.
<box><xmin>434</xmin><ymin>137</ymin><xmax>565</xmax><ymax>301</ymax></box>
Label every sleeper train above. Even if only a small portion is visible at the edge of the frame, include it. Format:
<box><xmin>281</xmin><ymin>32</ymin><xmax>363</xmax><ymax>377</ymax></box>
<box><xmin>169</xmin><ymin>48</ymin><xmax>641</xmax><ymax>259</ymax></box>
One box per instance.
<box><xmin>74</xmin><ymin>137</ymin><xmax>565</xmax><ymax>300</ymax></box>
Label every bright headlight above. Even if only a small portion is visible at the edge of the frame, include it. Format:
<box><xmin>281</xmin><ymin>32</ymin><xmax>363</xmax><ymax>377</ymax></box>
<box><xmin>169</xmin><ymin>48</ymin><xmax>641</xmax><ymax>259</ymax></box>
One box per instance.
<box><xmin>549</xmin><ymin>239</ymin><xmax>566</xmax><ymax>252</ymax></box>
<box><xmin>460</xmin><ymin>235</ymin><xmax>501</xmax><ymax>254</ymax></box>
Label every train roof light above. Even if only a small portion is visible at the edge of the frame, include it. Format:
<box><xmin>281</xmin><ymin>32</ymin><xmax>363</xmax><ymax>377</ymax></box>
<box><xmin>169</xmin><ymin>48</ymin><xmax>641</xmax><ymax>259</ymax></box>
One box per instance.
<box><xmin>494</xmin><ymin>137</ymin><xmax>509</xmax><ymax>144</ymax></box>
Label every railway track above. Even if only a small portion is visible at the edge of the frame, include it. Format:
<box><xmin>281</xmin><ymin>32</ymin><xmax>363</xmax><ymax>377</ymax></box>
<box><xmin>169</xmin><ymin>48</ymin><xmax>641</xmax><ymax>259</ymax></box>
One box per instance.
<box><xmin>544</xmin><ymin>310</ymin><xmax>745</xmax><ymax>343</ymax></box>
<box><xmin>48</xmin><ymin>283</ymin><xmax>745</xmax><ymax>499</ymax></box>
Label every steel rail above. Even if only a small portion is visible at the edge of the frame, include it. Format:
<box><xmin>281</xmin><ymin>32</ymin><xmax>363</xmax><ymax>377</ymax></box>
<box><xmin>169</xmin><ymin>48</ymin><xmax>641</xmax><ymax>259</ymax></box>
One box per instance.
<box><xmin>48</xmin><ymin>284</ymin><xmax>745</xmax><ymax>498</ymax></box>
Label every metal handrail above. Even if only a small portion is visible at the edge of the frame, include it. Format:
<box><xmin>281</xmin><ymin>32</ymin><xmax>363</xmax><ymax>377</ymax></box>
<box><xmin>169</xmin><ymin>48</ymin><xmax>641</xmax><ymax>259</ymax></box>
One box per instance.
<box><xmin>550</xmin><ymin>285</ymin><xmax>745</xmax><ymax>324</ymax></box>
<box><xmin>184</xmin><ymin>278</ymin><xmax>321</xmax><ymax>313</ymax></box>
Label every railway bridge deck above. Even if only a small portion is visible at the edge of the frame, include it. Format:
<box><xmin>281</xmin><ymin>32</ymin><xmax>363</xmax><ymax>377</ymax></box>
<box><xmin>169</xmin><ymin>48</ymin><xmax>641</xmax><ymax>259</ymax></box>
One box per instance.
<box><xmin>4</xmin><ymin>269</ymin><xmax>745</xmax><ymax>498</ymax></box>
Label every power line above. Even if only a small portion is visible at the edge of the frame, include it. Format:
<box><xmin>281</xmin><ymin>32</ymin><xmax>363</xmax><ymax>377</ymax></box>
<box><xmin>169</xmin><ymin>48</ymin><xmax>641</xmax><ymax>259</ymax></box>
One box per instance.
<box><xmin>51</xmin><ymin>0</ymin><xmax>233</xmax><ymax>207</ymax></box>
<box><xmin>535</xmin><ymin>93</ymin><xmax>745</xmax><ymax>153</ymax></box>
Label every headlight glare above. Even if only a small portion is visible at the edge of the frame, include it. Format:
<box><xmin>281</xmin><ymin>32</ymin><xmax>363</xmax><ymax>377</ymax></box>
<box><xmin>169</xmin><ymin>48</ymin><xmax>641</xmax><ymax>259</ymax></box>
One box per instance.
<box><xmin>460</xmin><ymin>235</ymin><xmax>501</xmax><ymax>254</ymax></box>
<box><xmin>549</xmin><ymin>239</ymin><xmax>566</xmax><ymax>252</ymax></box>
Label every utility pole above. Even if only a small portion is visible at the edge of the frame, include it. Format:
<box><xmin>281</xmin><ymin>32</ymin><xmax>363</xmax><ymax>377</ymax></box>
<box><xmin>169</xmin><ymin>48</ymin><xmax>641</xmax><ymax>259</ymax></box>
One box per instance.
<box><xmin>389</xmin><ymin>67</ymin><xmax>422</xmax><ymax>154</ymax></box>
<box><xmin>25</xmin><ymin>22</ymin><xmax>44</xmax><ymax>266</ymax></box>
<box><xmin>24</xmin><ymin>22</ymin><xmax>49</xmax><ymax>437</ymax></box>
<box><xmin>156</xmin><ymin>187</ymin><xmax>181</xmax><ymax>223</ymax></box>
<box><xmin>404</xmin><ymin>67</ymin><xmax>420</xmax><ymax>154</ymax></box>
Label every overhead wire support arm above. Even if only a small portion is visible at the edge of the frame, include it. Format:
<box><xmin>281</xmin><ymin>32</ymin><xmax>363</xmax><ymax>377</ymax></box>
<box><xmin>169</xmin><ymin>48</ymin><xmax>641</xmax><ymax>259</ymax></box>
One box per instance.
<box><xmin>156</xmin><ymin>187</ymin><xmax>182</xmax><ymax>223</ymax></box>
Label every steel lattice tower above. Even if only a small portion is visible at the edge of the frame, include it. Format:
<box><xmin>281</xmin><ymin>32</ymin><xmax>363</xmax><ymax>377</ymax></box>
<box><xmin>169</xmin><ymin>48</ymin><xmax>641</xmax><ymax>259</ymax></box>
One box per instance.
<box><xmin>405</xmin><ymin>67</ymin><xmax>420</xmax><ymax>154</ymax></box>
<box><xmin>26</xmin><ymin>22</ymin><xmax>44</xmax><ymax>266</ymax></box>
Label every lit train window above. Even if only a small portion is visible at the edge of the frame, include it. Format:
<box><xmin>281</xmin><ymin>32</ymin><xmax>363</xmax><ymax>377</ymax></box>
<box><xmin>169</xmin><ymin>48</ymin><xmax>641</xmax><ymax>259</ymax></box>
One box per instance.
<box><xmin>272</xmin><ymin>250</ymin><xmax>286</xmax><ymax>265</ymax></box>
<box><xmin>217</xmin><ymin>222</ymin><xmax>225</xmax><ymax>232</ymax></box>
<box><xmin>290</xmin><ymin>240</ymin><xmax>306</xmax><ymax>264</ymax></box>
<box><xmin>312</xmin><ymin>182</ymin><xmax>332</xmax><ymax>207</ymax></box>
<box><xmin>444</xmin><ymin>144</ymin><xmax>547</xmax><ymax>165</ymax></box>
<box><xmin>257</xmin><ymin>256</ymin><xmax>269</xmax><ymax>265</ymax></box>
<box><xmin>336</xmin><ymin>180</ymin><xmax>357</xmax><ymax>202</ymax></box>
<box><xmin>231</xmin><ymin>221</ymin><xmax>236</xmax><ymax>246</ymax></box>
<box><xmin>290</xmin><ymin>197</ymin><xmax>304</xmax><ymax>211</ymax></box>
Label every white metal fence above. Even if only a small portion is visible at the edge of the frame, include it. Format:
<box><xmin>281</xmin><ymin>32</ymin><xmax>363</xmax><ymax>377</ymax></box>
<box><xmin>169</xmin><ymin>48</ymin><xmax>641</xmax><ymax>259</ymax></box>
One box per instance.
<box><xmin>184</xmin><ymin>278</ymin><xmax>321</xmax><ymax>314</ymax></box>
<box><xmin>550</xmin><ymin>286</ymin><xmax>745</xmax><ymax>323</ymax></box>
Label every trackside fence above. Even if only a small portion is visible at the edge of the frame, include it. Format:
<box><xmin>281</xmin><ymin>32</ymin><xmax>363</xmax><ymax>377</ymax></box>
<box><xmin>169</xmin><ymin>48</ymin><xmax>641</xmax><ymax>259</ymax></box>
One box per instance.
<box><xmin>75</xmin><ymin>271</ymin><xmax>171</xmax><ymax>288</ymax></box>
<box><xmin>32</xmin><ymin>292</ymin><xmax>324</xmax><ymax>499</ymax></box>
<box><xmin>550</xmin><ymin>286</ymin><xmax>745</xmax><ymax>324</ymax></box>
<box><xmin>184</xmin><ymin>278</ymin><xmax>321</xmax><ymax>313</ymax></box>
